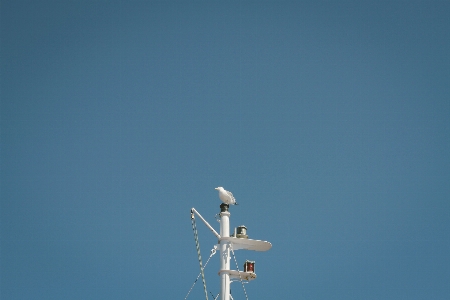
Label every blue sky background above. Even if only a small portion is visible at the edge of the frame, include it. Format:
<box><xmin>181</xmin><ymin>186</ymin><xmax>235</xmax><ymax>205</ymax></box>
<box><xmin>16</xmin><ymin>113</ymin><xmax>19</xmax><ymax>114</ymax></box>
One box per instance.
<box><xmin>1</xmin><ymin>1</ymin><xmax>449</xmax><ymax>299</ymax></box>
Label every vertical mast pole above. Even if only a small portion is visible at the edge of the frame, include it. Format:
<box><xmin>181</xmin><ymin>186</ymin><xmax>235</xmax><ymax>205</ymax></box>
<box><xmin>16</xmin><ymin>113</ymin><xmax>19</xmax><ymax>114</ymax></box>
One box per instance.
<box><xmin>219</xmin><ymin>204</ymin><xmax>230</xmax><ymax>300</ymax></box>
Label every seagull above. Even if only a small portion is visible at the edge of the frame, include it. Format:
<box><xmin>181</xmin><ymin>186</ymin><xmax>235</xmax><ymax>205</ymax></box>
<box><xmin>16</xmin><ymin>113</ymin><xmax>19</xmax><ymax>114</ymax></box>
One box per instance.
<box><xmin>215</xmin><ymin>187</ymin><xmax>238</xmax><ymax>205</ymax></box>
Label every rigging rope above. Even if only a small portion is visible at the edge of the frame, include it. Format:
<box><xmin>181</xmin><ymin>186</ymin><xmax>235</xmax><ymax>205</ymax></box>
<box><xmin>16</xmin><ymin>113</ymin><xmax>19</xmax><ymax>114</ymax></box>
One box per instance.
<box><xmin>230</xmin><ymin>244</ymin><xmax>249</xmax><ymax>300</ymax></box>
<box><xmin>184</xmin><ymin>247</ymin><xmax>217</xmax><ymax>300</ymax></box>
<box><xmin>190</xmin><ymin>211</ymin><xmax>209</xmax><ymax>300</ymax></box>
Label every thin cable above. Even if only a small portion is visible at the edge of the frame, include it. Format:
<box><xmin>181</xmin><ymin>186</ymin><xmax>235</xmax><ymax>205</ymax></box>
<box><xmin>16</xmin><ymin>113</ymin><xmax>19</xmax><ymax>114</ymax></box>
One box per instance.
<box><xmin>184</xmin><ymin>248</ymin><xmax>217</xmax><ymax>300</ymax></box>
<box><xmin>230</xmin><ymin>244</ymin><xmax>249</xmax><ymax>300</ymax></box>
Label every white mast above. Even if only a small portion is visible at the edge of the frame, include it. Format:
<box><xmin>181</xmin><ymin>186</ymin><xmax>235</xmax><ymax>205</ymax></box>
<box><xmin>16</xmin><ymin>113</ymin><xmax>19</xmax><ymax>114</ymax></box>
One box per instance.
<box><xmin>219</xmin><ymin>204</ymin><xmax>231</xmax><ymax>300</ymax></box>
<box><xmin>189</xmin><ymin>202</ymin><xmax>271</xmax><ymax>300</ymax></box>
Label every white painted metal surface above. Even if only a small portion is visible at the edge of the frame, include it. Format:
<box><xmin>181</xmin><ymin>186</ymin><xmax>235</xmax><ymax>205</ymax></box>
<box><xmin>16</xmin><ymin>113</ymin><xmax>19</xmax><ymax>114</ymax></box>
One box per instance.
<box><xmin>219</xmin><ymin>210</ymin><xmax>231</xmax><ymax>300</ymax></box>
<box><xmin>219</xmin><ymin>237</ymin><xmax>272</xmax><ymax>252</ymax></box>
<box><xmin>218</xmin><ymin>270</ymin><xmax>257</xmax><ymax>281</ymax></box>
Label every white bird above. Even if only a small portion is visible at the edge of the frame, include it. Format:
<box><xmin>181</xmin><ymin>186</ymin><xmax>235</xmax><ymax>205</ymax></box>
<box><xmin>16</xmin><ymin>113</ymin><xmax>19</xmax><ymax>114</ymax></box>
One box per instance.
<box><xmin>215</xmin><ymin>187</ymin><xmax>238</xmax><ymax>205</ymax></box>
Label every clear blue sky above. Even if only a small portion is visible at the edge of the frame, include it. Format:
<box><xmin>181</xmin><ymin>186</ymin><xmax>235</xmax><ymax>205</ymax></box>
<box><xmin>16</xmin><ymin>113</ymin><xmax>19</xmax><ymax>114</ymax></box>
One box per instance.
<box><xmin>1</xmin><ymin>1</ymin><xmax>449</xmax><ymax>299</ymax></box>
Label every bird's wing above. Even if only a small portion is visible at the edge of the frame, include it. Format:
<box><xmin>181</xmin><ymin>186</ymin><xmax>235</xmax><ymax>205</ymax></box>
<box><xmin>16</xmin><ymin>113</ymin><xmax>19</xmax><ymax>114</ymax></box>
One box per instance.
<box><xmin>226</xmin><ymin>190</ymin><xmax>235</xmax><ymax>200</ymax></box>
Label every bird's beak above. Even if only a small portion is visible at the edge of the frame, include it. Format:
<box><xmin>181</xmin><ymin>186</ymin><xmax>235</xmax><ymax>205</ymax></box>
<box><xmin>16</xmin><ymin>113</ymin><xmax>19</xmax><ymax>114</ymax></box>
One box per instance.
<box><xmin>215</xmin><ymin>187</ymin><xmax>219</xmax><ymax>190</ymax></box>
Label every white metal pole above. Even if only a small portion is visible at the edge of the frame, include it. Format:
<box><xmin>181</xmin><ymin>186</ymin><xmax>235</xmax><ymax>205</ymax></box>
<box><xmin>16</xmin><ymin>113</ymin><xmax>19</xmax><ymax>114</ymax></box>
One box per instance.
<box><xmin>219</xmin><ymin>204</ymin><xmax>231</xmax><ymax>300</ymax></box>
<box><xmin>191</xmin><ymin>208</ymin><xmax>221</xmax><ymax>239</ymax></box>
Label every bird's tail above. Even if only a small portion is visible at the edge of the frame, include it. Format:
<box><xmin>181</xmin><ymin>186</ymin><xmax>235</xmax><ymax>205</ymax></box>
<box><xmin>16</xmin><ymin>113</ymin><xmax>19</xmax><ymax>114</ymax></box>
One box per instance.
<box><xmin>234</xmin><ymin>202</ymin><xmax>239</xmax><ymax>205</ymax></box>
